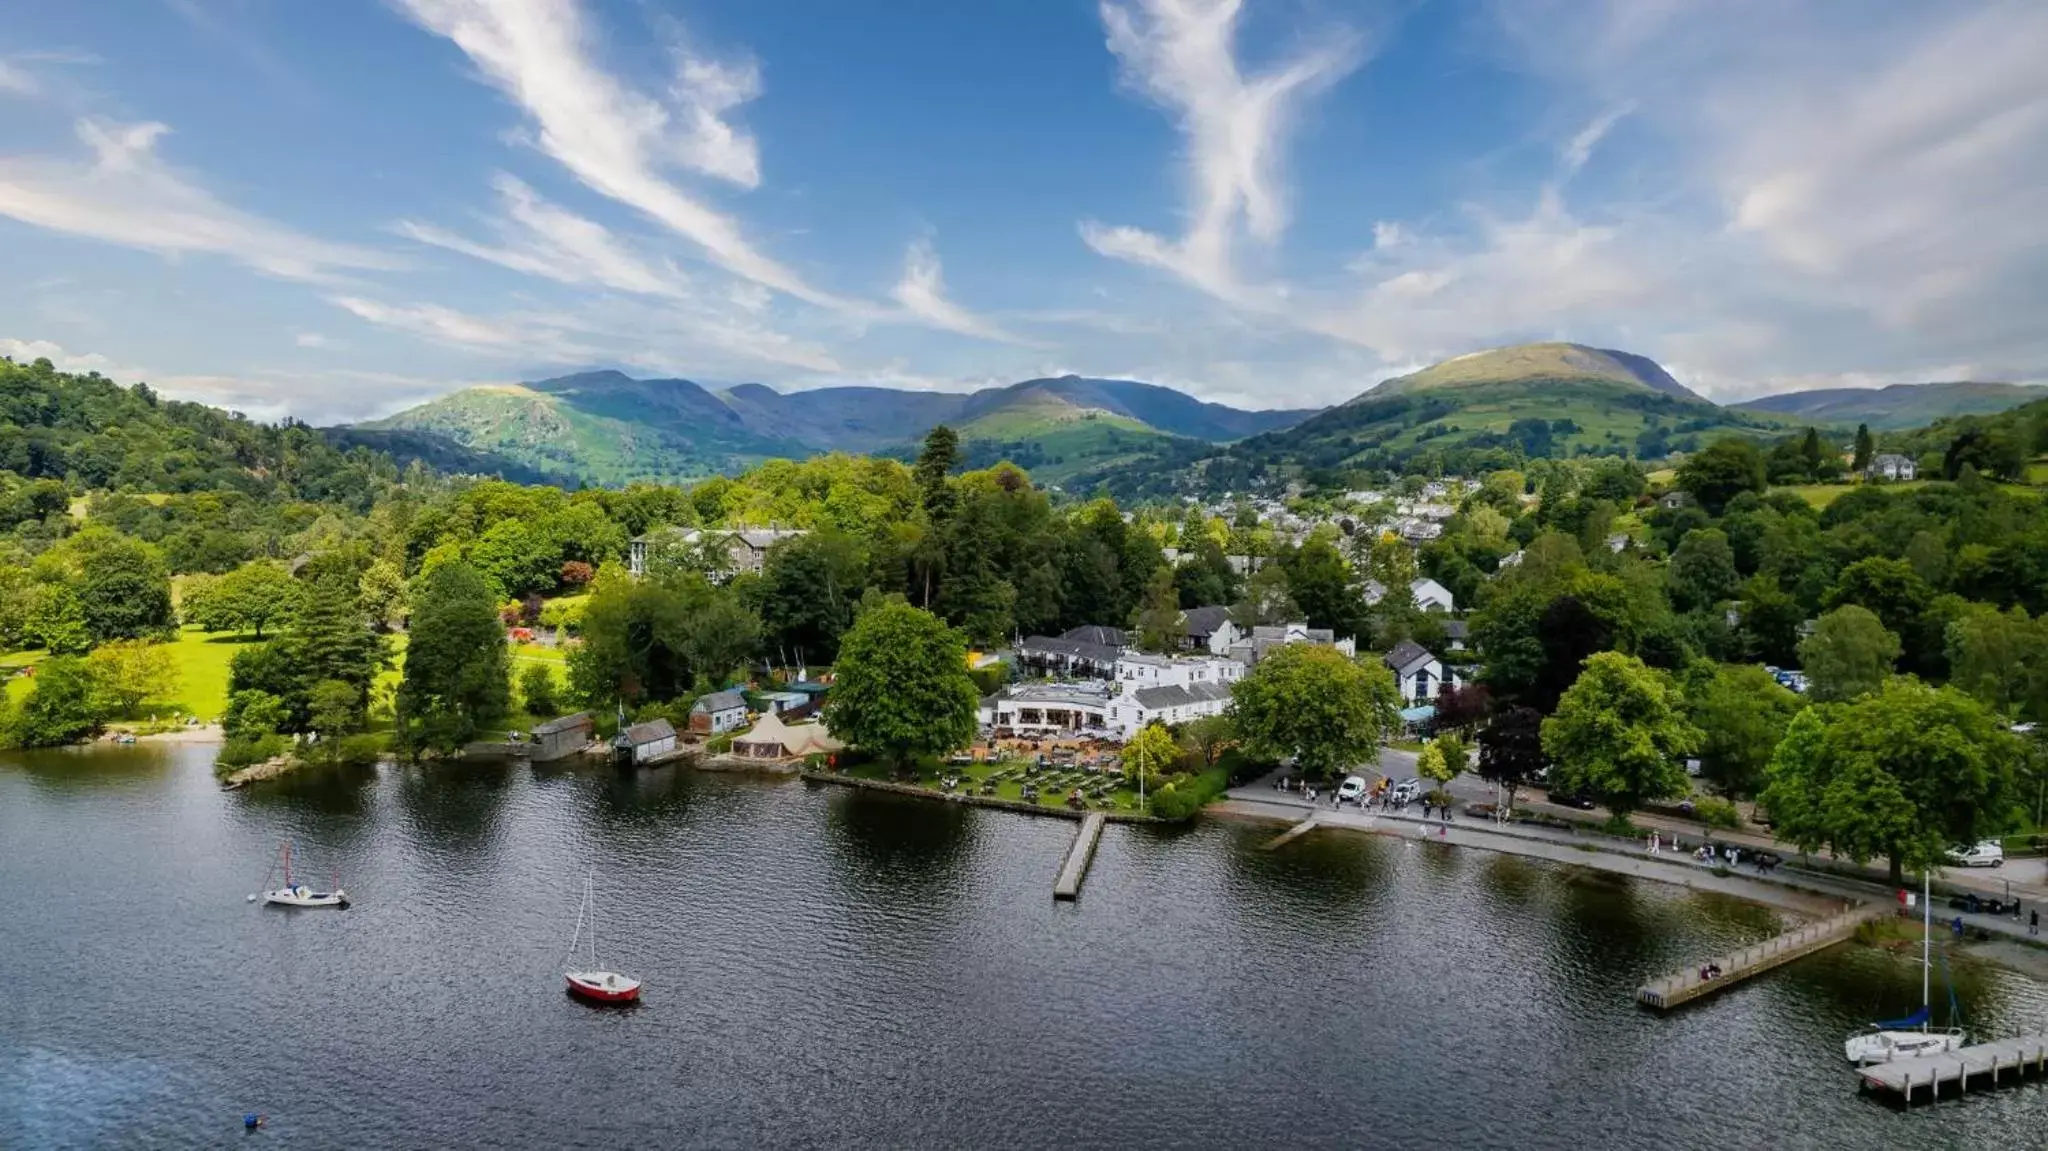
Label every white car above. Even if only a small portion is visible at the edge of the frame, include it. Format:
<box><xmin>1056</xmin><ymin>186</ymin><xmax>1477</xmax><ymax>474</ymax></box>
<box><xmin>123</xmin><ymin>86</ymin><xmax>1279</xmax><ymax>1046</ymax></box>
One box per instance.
<box><xmin>1337</xmin><ymin>776</ymin><xmax>1367</xmax><ymax>803</ymax></box>
<box><xmin>1389</xmin><ymin>778</ymin><xmax>1424</xmax><ymax>804</ymax></box>
<box><xmin>1946</xmin><ymin>841</ymin><xmax>2005</xmax><ymax>868</ymax></box>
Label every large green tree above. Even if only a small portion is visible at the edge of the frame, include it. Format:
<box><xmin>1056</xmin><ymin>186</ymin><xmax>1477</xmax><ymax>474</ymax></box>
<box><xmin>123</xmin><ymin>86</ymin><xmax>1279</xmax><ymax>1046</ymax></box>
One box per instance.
<box><xmin>1669</xmin><ymin>528</ymin><xmax>1738</xmax><ymax>613</ymax></box>
<box><xmin>827</xmin><ymin>601</ymin><xmax>978</xmax><ymax>769</ymax></box>
<box><xmin>1686</xmin><ymin>663</ymin><xmax>1800</xmax><ymax>799</ymax></box>
<box><xmin>1762</xmin><ymin>682</ymin><xmax>2021</xmax><ymax>884</ymax></box>
<box><xmin>1676</xmin><ymin>437</ymin><xmax>1767</xmax><ymax>515</ymax></box>
<box><xmin>1226</xmin><ymin>644</ymin><xmax>1401</xmax><ymax>781</ymax></box>
<box><xmin>759</xmin><ymin>530</ymin><xmax>866</xmax><ymax>665</ymax></box>
<box><xmin>1799</xmin><ymin>605</ymin><xmax>1900</xmax><ymax>703</ymax></box>
<box><xmin>1540</xmin><ymin>652</ymin><xmax>1702</xmax><ymax>820</ymax></box>
<box><xmin>395</xmin><ymin>561</ymin><xmax>510</xmax><ymax>756</ymax></box>
<box><xmin>1477</xmin><ymin>704</ymin><xmax>1546</xmax><ymax>812</ymax></box>
<box><xmin>1132</xmin><ymin>564</ymin><xmax>1182</xmax><ymax>653</ymax></box>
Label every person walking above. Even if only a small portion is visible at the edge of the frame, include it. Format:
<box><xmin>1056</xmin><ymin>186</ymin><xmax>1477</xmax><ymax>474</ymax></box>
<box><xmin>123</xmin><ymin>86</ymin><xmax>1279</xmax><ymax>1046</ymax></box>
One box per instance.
<box><xmin>2031</xmin><ymin>909</ymin><xmax>2039</xmax><ymax>936</ymax></box>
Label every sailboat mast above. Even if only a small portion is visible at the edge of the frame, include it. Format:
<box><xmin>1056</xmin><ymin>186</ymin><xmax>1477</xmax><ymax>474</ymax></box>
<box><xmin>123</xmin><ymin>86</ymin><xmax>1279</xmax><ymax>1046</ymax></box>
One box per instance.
<box><xmin>284</xmin><ymin>842</ymin><xmax>292</xmax><ymax>888</ymax></box>
<box><xmin>1921</xmin><ymin>870</ymin><xmax>1931</xmax><ymax>1030</ymax></box>
<box><xmin>587</xmin><ymin>876</ymin><xmax>598</xmax><ymax>967</ymax></box>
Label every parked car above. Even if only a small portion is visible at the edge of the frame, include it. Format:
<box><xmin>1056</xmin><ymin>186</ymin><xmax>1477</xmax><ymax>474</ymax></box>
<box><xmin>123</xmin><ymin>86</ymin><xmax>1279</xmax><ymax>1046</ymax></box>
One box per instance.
<box><xmin>1337</xmin><ymin>775</ymin><xmax>1368</xmax><ymax>804</ymax></box>
<box><xmin>1946</xmin><ymin>841</ymin><xmax>2005</xmax><ymax>868</ymax></box>
<box><xmin>1389</xmin><ymin>778</ymin><xmax>1424</xmax><ymax>804</ymax></box>
<box><xmin>1552</xmin><ymin>791</ymin><xmax>1598</xmax><ymax>810</ymax></box>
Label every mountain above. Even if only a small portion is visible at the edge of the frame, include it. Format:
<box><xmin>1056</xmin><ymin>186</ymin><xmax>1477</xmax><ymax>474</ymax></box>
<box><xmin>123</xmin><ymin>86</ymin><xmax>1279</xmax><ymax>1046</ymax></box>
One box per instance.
<box><xmin>1368</xmin><ymin>342</ymin><xmax>1707</xmax><ymax>403</ymax></box>
<box><xmin>1073</xmin><ymin>343</ymin><xmax>1789</xmax><ymax>499</ymax></box>
<box><xmin>322</xmin><ymin>427</ymin><xmax>571</xmax><ymax>485</ymax></box>
<box><xmin>359</xmin><ymin>373</ymin><xmax>811</xmax><ymax>485</ymax></box>
<box><xmin>360</xmin><ymin>371</ymin><xmax>1318</xmax><ymax>485</ymax></box>
<box><xmin>1732</xmin><ymin>382</ymin><xmax>2047</xmax><ymax>430</ymax></box>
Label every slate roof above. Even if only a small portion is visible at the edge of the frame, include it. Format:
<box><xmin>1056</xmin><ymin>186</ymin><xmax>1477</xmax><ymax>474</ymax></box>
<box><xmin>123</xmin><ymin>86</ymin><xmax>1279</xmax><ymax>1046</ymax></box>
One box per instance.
<box><xmin>619</xmin><ymin>718</ymin><xmax>676</xmax><ymax>745</ymax></box>
<box><xmin>1383</xmin><ymin>641</ymin><xmax>1436</xmax><ymax>675</ymax></box>
<box><xmin>1181</xmin><ymin>605</ymin><xmax>1231</xmax><ymax>639</ymax></box>
<box><xmin>691</xmin><ymin>689</ymin><xmax>748</xmax><ymax>714</ymax></box>
<box><xmin>1440</xmin><ymin>619</ymin><xmax>1469</xmax><ymax>640</ymax></box>
<box><xmin>1061</xmin><ymin>624</ymin><xmax>1128</xmax><ymax>648</ymax></box>
<box><xmin>1132</xmin><ymin>681</ymin><xmax>1234</xmax><ymax>709</ymax></box>
<box><xmin>530</xmin><ymin>711</ymin><xmax>593</xmax><ymax>736</ymax></box>
<box><xmin>1019</xmin><ymin>635</ymin><xmax>1122</xmax><ymax>665</ymax></box>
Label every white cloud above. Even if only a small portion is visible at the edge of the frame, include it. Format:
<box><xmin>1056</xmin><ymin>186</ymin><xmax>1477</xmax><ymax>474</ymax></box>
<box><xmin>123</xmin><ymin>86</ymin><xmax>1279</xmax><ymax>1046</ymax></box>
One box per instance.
<box><xmin>889</xmin><ymin>238</ymin><xmax>1025</xmax><ymax>344</ymax></box>
<box><xmin>1080</xmin><ymin>0</ymin><xmax>1362</xmax><ymax>301</ymax></box>
<box><xmin>0</xmin><ymin>118</ymin><xmax>397</xmax><ymax>281</ymax></box>
<box><xmin>398</xmin><ymin>172</ymin><xmax>691</xmax><ymax>298</ymax></box>
<box><xmin>1560</xmin><ymin>104</ymin><xmax>1631</xmax><ymax>176</ymax></box>
<box><xmin>293</xmin><ymin>332</ymin><xmax>334</xmax><ymax>349</ymax></box>
<box><xmin>394</xmin><ymin>0</ymin><xmax>849</xmax><ymax>309</ymax></box>
<box><xmin>0</xmin><ymin>62</ymin><xmax>37</xmax><ymax>96</ymax></box>
<box><xmin>668</xmin><ymin>49</ymin><xmax>762</xmax><ymax>188</ymax></box>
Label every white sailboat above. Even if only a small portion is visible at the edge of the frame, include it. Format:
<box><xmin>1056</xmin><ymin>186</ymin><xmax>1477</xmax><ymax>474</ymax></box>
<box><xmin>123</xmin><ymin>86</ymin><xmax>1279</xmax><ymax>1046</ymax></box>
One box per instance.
<box><xmin>564</xmin><ymin>875</ymin><xmax>641</xmax><ymax>1004</ymax></box>
<box><xmin>250</xmin><ymin>841</ymin><xmax>350</xmax><ymax>909</ymax></box>
<box><xmin>1844</xmin><ymin>872</ymin><xmax>1964</xmax><ymax>1064</ymax></box>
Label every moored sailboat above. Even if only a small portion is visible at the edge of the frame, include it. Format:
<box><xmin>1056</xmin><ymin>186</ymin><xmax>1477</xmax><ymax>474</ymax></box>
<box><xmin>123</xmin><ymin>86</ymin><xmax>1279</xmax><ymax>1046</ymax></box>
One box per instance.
<box><xmin>252</xmin><ymin>841</ymin><xmax>350</xmax><ymax>909</ymax></box>
<box><xmin>1844</xmin><ymin>873</ymin><xmax>1964</xmax><ymax>1064</ymax></box>
<box><xmin>564</xmin><ymin>875</ymin><xmax>640</xmax><ymax>1004</ymax></box>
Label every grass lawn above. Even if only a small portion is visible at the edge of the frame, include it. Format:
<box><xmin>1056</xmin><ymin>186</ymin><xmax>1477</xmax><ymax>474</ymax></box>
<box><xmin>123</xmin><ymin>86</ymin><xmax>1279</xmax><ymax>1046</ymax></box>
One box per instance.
<box><xmin>837</xmin><ymin>753</ymin><xmax>1150</xmax><ymax>815</ymax></box>
<box><xmin>513</xmin><ymin>642</ymin><xmax>567</xmax><ymax>664</ymax></box>
<box><xmin>1780</xmin><ymin>479</ymin><xmax>2040</xmax><ymax>509</ymax></box>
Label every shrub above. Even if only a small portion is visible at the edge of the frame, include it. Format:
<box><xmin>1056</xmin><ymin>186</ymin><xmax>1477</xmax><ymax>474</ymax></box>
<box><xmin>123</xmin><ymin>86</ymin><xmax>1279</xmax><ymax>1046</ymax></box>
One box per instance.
<box><xmin>1148</xmin><ymin>764</ymin><xmax>1229</xmax><ymax>821</ymax></box>
<box><xmin>706</xmin><ymin>732</ymin><xmax>734</xmax><ymax>754</ymax></box>
<box><xmin>1694</xmin><ymin>796</ymin><xmax>1742</xmax><ymax>830</ymax></box>
<box><xmin>519</xmin><ymin>663</ymin><xmax>560</xmax><ymax>718</ymax></box>
<box><xmin>214</xmin><ymin>732</ymin><xmax>290</xmax><ymax>776</ymax></box>
<box><xmin>333</xmin><ymin>733</ymin><xmax>383</xmax><ymax>767</ymax></box>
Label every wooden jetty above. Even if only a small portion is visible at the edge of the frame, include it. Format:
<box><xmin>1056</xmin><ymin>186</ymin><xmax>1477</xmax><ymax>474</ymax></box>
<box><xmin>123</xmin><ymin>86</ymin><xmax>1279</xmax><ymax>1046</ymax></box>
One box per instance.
<box><xmin>1260</xmin><ymin>817</ymin><xmax>1322</xmax><ymax>851</ymax></box>
<box><xmin>1053</xmin><ymin>812</ymin><xmax>1106</xmax><ymax>900</ymax></box>
<box><xmin>1636</xmin><ymin>906</ymin><xmax>1882</xmax><ymax>1010</ymax></box>
<box><xmin>1859</xmin><ymin>1035</ymin><xmax>2048</xmax><ymax>1103</ymax></box>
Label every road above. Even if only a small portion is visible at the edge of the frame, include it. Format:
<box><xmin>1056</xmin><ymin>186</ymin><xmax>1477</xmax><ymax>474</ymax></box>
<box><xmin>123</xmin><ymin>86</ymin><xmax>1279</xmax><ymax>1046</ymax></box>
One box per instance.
<box><xmin>1248</xmin><ymin>746</ymin><xmax>2048</xmax><ymax>903</ymax></box>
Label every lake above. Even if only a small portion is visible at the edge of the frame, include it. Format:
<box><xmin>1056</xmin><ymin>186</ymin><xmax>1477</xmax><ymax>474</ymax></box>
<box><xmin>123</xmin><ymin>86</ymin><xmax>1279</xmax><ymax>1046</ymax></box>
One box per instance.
<box><xmin>3</xmin><ymin>744</ymin><xmax>2045</xmax><ymax>1148</ymax></box>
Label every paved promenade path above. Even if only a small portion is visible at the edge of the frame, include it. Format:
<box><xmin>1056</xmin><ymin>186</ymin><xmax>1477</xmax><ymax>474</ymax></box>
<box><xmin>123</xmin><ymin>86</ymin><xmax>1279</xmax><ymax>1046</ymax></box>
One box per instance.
<box><xmin>1216</xmin><ymin>788</ymin><xmax>2048</xmax><ymax>949</ymax></box>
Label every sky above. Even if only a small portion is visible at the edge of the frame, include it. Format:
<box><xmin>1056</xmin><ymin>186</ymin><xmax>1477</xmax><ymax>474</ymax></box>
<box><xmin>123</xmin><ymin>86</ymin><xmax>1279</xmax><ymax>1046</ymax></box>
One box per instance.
<box><xmin>0</xmin><ymin>0</ymin><xmax>2044</xmax><ymax>423</ymax></box>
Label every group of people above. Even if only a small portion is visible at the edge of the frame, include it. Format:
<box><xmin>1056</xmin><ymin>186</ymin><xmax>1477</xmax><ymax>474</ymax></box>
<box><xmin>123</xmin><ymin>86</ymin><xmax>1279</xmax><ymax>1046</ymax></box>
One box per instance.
<box><xmin>1696</xmin><ymin>961</ymin><xmax>1724</xmax><ymax>982</ymax></box>
<box><xmin>1645</xmin><ymin>833</ymin><xmax>1781</xmax><ymax>874</ymax></box>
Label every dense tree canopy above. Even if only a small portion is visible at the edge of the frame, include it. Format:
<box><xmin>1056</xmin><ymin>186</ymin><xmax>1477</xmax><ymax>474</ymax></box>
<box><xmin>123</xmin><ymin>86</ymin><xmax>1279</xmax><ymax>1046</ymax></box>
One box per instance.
<box><xmin>1228</xmin><ymin>645</ymin><xmax>1401</xmax><ymax>781</ymax></box>
<box><xmin>827</xmin><ymin>601</ymin><xmax>979</xmax><ymax>768</ymax></box>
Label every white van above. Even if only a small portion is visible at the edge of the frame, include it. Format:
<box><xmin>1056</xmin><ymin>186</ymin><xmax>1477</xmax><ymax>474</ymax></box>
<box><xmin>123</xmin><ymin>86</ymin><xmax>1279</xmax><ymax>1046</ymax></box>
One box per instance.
<box><xmin>1337</xmin><ymin>775</ymin><xmax>1367</xmax><ymax>804</ymax></box>
<box><xmin>1946</xmin><ymin>841</ymin><xmax>2005</xmax><ymax>868</ymax></box>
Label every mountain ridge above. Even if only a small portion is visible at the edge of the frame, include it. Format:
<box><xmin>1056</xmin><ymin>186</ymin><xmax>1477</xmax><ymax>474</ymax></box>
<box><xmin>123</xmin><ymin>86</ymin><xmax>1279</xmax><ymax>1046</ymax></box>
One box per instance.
<box><xmin>1731</xmin><ymin>381</ymin><xmax>2045</xmax><ymax>430</ymax></box>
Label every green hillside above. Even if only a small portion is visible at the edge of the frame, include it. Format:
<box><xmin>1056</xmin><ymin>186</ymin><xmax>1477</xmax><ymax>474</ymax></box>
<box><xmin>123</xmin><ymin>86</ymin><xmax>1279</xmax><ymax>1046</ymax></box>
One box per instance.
<box><xmin>1371</xmin><ymin>342</ymin><xmax>1706</xmax><ymax>402</ymax></box>
<box><xmin>1733</xmin><ymin>381</ymin><xmax>2047</xmax><ymax>430</ymax></box>
<box><xmin>359</xmin><ymin>382</ymin><xmax>805</xmax><ymax>485</ymax></box>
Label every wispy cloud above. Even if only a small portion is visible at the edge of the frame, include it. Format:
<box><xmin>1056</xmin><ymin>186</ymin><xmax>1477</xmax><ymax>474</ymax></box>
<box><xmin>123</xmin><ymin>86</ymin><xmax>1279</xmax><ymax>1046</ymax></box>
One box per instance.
<box><xmin>398</xmin><ymin>172</ymin><xmax>692</xmax><ymax>298</ymax></box>
<box><xmin>667</xmin><ymin>47</ymin><xmax>762</xmax><ymax>189</ymax></box>
<box><xmin>0</xmin><ymin>118</ymin><xmax>397</xmax><ymax>281</ymax></box>
<box><xmin>0</xmin><ymin>62</ymin><xmax>37</xmax><ymax>96</ymax></box>
<box><xmin>1560</xmin><ymin>104</ymin><xmax>1631</xmax><ymax>177</ymax></box>
<box><xmin>394</xmin><ymin>0</ymin><xmax>849</xmax><ymax>309</ymax></box>
<box><xmin>1080</xmin><ymin>0</ymin><xmax>1362</xmax><ymax>302</ymax></box>
<box><xmin>889</xmin><ymin>238</ymin><xmax>1026</xmax><ymax>344</ymax></box>
<box><xmin>329</xmin><ymin>294</ymin><xmax>601</xmax><ymax>362</ymax></box>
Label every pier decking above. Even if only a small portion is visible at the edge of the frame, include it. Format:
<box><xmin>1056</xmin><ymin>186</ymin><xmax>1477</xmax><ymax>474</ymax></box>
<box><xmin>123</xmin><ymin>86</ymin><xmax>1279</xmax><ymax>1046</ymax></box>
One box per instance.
<box><xmin>1260</xmin><ymin>817</ymin><xmax>1322</xmax><ymax>851</ymax></box>
<box><xmin>1636</xmin><ymin>906</ymin><xmax>1882</xmax><ymax>1010</ymax></box>
<box><xmin>1859</xmin><ymin>1036</ymin><xmax>2048</xmax><ymax>1102</ymax></box>
<box><xmin>1053</xmin><ymin>812</ymin><xmax>1106</xmax><ymax>900</ymax></box>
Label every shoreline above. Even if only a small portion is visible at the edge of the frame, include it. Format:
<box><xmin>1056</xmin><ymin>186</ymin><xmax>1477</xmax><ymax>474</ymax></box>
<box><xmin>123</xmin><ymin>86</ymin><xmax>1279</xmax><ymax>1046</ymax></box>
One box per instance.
<box><xmin>801</xmin><ymin>769</ymin><xmax>1167</xmax><ymax>824</ymax></box>
<box><xmin>1211</xmin><ymin>797</ymin><xmax>1853</xmax><ymax>919</ymax></box>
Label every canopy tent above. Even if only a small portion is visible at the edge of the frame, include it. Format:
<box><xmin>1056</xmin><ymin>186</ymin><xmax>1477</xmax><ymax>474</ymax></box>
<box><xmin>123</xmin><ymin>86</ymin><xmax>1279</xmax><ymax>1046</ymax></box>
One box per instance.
<box><xmin>732</xmin><ymin>710</ymin><xmax>845</xmax><ymax>760</ymax></box>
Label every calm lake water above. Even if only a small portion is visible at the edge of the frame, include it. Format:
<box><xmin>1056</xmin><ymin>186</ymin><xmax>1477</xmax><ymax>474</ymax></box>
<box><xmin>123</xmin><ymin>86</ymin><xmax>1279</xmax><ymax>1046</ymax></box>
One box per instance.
<box><xmin>4</xmin><ymin>744</ymin><xmax>2046</xmax><ymax>1149</ymax></box>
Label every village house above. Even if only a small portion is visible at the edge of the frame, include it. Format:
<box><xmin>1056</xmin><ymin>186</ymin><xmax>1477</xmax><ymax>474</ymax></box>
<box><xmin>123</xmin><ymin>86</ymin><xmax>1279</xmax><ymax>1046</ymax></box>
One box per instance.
<box><xmin>614</xmin><ymin>718</ymin><xmax>678</xmax><ymax>765</ymax></box>
<box><xmin>689</xmin><ymin>689</ymin><xmax>750</xmax><ymax>735</ymax></box>
<box><xmin>980</xmin><ymin>682</ymin><xmax>1114</xmax><ymax>737</ymax></box>
<box><xmin>526</xmin><ymin>712</ymin><xmax>594</xmax><ymax>762</ymax></box>
<box><xmin>627</xmin><ymin>526</ymin><xmax>807</xmax><ymax>579</ymax></box>
<box><xmin>1228</xmin><ymin>622</ymin><xmax>1357</xmax><ymax>667</ymax></box>
<box><xmin>1383</xmin><ymin>641</ymin><xmax>1454</xmax><ymax>706</ymax></box>
<box><xmin>1440</xmin><ymin>619</ymin><xmax>1470</xmax><ymax>652</ymax></box>
<box><xmin>1178</xmin><ymin>605</ymin><xmax>1240</xmax><ymax>656</ymax></box>
<box><xmin>1867</xmin><ymin>453</ymin><xmax>1917</xmax><ymax>482</ymax></box>
<box><xmin>1657</xmin><ymin>490</ymin><xmax>1695</xmax><ymax>511</ymax></box>
<box><xmin>1109</xmin><ymin>681</ymin><xmax>1233</xmax><ymax>739</ymax></box>
<box><xmin>1363</xmin><ymin>577</ymin><xmax>1456</xmax><ymax>614</ymax></box>
<box><xmin>1016</xmin><ymin>634</ymin><xmax>1122</xmax><ymax>679</ymax></box>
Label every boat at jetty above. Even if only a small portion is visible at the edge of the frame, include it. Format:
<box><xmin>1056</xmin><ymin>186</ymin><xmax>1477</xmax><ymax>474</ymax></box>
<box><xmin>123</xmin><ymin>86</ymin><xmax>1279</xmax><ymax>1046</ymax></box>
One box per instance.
<box><xmin>563</xmin><ymin>875</ymin><xmax>640</xmax><ymax>1004</ymax></box>
<box><xmin>252</xmin><ymin>841</ymin><xmax>350</xmax><ymax>909</ymax></box>
<box><xmin>1845</xmin><ymin>874</ymin><xmax>1964</xmax><ymax>1064</ymax></box>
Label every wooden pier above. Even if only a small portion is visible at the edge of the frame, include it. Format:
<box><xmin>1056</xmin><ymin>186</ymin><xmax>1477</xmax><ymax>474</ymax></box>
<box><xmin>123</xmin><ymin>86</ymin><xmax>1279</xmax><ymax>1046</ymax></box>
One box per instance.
<box><xmin>1053</xmin><ymin>812</ymin><xmax>1106</xmax><ymax>900</ymax></box>
<box><xmin>1859</xmin><ymin>1036</ymin><xmax>2048</xmax><ymax>1103</ymax></box>
<box><xmin>1260</xmin><ymin>817</ymin><xmax>1322</xmax><ymax>851</ymax></box>
<box><xmin>1636</xmin><ymin>906</ymin><xmax>1882</xmax><ymax>1010</ymax></box>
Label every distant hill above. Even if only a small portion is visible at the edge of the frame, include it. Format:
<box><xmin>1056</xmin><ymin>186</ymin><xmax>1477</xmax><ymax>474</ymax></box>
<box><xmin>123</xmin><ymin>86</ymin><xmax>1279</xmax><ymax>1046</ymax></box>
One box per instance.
<box><xmin>1073</xmin><ymin>342</ymin><xmax>1790</xmax><ymax>499</ymax></box>
<box><xmin>1733</xmin><ymin>382</ymin><xmax>2047</xmax><ymax>430</ymax></box>
<box><xmin>360</xmin><ymin>371</ymin><xmax>1317</xmax><ymax>485</ymax></box>
<box><xmin>1369</xmin><ymin>342</ymin><xmax>1706</xmax><ymax>403</ymax></box>
<box><xmin>322</xmin><ymin>427</ymin><xmax>570</xmax><ymax>485</ymax></box>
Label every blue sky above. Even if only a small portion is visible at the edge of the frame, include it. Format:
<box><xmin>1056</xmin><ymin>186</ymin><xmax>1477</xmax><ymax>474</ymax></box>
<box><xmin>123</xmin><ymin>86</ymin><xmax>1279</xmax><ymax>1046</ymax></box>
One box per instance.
<box><xmin>1</xmin><ymin>0</ymin><xmax>2043</xmax><ymax>422</ymax></box>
